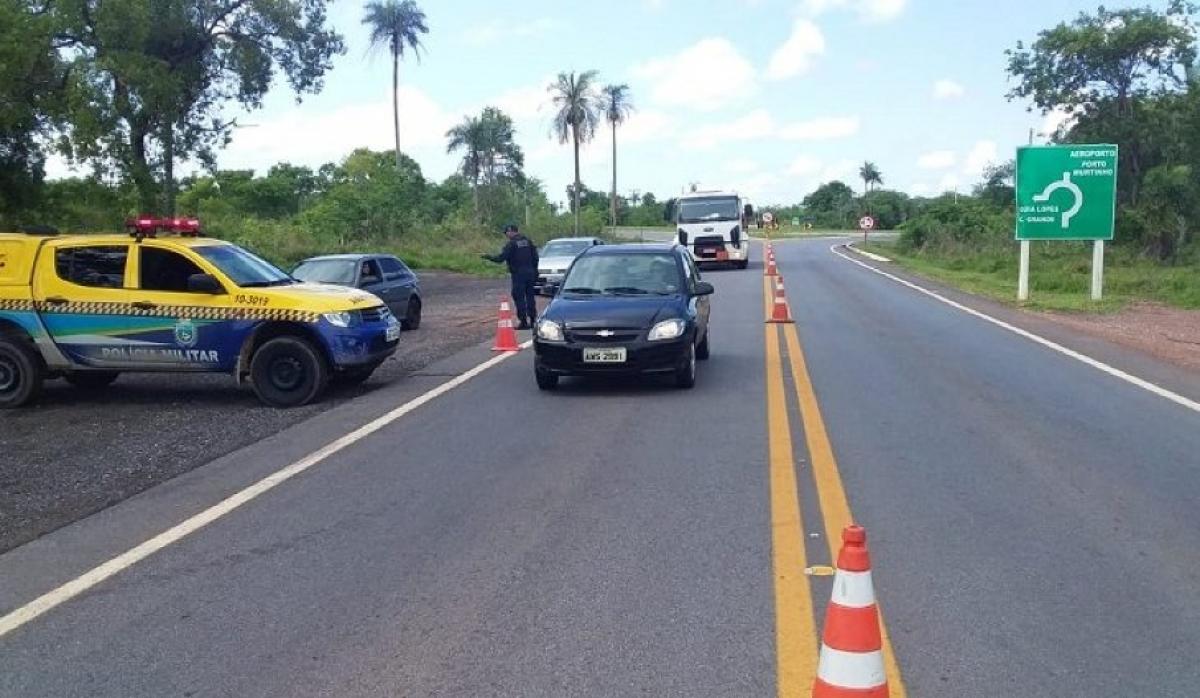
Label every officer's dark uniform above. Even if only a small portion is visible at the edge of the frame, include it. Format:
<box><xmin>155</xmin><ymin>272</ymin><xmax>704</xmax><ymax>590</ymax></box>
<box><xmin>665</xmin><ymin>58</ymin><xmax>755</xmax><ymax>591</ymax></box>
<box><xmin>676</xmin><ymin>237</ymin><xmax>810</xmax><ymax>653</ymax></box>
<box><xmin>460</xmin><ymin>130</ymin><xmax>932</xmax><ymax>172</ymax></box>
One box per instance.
<box><xmin>484</xmin><ymin>226</ymin><xmax>539</xmax><ymax>328</ymax></box>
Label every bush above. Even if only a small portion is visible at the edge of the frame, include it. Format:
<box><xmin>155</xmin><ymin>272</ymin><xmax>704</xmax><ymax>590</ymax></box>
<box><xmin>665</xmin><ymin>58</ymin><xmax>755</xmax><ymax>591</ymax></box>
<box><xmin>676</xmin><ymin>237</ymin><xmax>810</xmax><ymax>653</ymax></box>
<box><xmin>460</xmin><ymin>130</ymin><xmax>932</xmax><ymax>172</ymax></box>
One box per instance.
<box><xmin>897</xmin><ymin>197</ymin><xmax>1012</xmax><ymax>255</ymax></box>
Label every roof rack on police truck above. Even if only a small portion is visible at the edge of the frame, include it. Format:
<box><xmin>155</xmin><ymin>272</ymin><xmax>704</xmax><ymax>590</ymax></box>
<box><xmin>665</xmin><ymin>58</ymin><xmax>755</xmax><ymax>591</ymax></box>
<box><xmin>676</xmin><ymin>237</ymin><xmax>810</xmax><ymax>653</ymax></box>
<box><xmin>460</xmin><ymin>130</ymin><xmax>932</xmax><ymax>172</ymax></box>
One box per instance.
<box><xmin>125</xmin><ymin>216</ymin><xmax>205</xmax><ymax>241</ymax></box>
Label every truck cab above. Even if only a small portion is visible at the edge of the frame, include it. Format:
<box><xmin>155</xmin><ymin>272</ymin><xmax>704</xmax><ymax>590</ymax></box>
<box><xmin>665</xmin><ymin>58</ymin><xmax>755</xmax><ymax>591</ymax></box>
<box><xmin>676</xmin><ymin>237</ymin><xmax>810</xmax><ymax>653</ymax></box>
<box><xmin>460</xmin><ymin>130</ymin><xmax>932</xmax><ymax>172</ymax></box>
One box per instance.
<box><xmin>0</xmin><ymin>219</ymin><xmax>400</xmax><ymax>408</ymax></box>
<box><xmin>671</xmin><ymin>191</ymin><xmax>750</xmax><ymax>270</ymax></box>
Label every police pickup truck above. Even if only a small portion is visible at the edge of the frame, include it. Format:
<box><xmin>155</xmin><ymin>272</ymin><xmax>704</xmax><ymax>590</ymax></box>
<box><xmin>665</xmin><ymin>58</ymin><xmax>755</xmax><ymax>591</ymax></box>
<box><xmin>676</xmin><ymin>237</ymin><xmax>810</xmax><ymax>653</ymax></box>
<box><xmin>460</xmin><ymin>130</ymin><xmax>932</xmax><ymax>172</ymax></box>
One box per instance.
<box><xmin>0</xmin><ymin>218</ymin><xmax>400</xmax><ymax>408</ymax></box>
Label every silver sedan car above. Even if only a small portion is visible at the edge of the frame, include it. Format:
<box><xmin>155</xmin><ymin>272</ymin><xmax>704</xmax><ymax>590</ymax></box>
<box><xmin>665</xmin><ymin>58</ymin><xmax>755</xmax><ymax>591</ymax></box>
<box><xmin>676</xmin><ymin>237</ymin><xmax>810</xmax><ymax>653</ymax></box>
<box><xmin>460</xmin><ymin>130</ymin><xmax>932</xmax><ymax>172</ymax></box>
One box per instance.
<box><xmin>536</xmin><ymin>237</ymin><xmax>604</xmax><ymax>295</ymax></box>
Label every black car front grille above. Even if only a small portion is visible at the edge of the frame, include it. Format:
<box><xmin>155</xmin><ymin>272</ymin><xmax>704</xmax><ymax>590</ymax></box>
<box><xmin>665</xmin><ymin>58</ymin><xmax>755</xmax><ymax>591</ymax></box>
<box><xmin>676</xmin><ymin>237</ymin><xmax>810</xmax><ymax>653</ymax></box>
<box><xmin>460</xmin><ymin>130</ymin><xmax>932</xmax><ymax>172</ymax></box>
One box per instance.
<box><xmin>567</xmin><ymin>329</ymin><xmax>642</xmax><ymax>343</ymax></box>
<box><xmin>359</xmin><ymin>306</ymin><xmax>390</xmax><ymax>323</ymax></box>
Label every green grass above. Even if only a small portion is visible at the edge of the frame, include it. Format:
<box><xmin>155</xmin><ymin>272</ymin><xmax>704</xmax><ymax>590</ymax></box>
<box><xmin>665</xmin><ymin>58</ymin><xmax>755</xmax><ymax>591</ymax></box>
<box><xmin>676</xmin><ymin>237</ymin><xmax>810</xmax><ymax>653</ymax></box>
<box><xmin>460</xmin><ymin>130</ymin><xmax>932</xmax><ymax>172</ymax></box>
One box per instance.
<box><xmin>860</xmin><ymin>241</ymin><xmax>1200</xmax><ymax>313</ymax></box>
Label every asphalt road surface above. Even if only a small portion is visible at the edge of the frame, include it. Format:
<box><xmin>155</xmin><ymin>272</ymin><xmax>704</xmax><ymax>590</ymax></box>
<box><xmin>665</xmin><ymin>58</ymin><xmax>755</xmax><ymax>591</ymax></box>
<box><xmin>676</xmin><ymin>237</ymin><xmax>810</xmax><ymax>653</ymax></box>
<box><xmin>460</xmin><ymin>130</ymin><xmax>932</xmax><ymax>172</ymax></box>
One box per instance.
<box><xmin>2</xmin><ymin>239</ymin><xmax>1198</xmax><ymax>696</ymax></box>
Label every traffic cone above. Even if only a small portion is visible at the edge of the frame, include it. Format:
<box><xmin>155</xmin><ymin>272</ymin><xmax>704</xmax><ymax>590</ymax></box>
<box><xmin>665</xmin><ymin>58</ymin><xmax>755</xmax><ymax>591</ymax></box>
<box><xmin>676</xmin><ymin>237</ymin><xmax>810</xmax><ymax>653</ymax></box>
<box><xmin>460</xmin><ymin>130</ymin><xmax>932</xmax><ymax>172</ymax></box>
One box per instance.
<box><xmin>765</xmin><ymin>248</ymin><xmax>779</xmax><ymax>277</ymax></box>
<box><xmin>491</xmin><ymin>298</ymin><xmax>521</xmax><ymax>352</ymax></box>
<box><xmin>813</xmin><ymin>525</ymin><xmax>888</xmax><ymax>698</ymax></box>
<box><xmin>766</xmin><ymin>275</ymin><xmax>794</xmax><ymax>324</ymax></box>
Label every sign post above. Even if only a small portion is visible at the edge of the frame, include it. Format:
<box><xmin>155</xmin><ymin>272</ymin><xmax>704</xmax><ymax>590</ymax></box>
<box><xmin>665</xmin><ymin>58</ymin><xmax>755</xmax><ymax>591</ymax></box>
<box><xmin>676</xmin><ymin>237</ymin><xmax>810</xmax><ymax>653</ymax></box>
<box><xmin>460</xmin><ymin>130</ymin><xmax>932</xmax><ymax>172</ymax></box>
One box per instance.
<box><xmin>858</xmin><ymin>215</ymin><xmax>875</xmax><ymax>243</ymax></box>
<box><xmin>1015</xmin><ymin>145</ymin><xmax>1117</xmax><ymax>301</ymax></box>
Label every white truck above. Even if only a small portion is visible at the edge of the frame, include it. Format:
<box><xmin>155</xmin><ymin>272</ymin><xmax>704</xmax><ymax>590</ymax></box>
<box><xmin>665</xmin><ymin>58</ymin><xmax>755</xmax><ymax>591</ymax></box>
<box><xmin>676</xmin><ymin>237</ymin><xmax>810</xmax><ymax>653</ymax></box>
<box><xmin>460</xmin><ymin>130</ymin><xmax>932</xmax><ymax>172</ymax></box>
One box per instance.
<box><xmin>670</xmin><ymin>190</ymin><xmax>751</xmax><ymax>269</ymax></box>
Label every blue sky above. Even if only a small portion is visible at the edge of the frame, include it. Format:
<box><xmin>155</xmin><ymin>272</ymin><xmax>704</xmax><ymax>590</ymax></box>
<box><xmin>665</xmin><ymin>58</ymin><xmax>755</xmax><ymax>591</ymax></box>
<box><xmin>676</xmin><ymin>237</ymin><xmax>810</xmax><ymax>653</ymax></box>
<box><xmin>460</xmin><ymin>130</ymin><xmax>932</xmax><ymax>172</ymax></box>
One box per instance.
<box><xmin>58</xmin><ymin>0</ymin><xmax>1144</xmax><ymax>205</ymax></box>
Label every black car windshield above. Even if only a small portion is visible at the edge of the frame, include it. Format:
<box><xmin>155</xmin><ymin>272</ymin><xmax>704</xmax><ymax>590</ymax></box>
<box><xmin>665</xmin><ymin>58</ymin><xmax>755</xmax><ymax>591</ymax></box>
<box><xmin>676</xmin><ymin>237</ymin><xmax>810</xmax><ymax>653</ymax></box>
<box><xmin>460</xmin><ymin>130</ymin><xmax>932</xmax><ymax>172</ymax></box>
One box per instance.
<box><xmin>194</xmin><ymin>244</ymin><xmax>293</xmax><ymax>287</ymax></box>
<box><xmin>678</xmin><ymin>197</ymin><xmax>739</xmax><ymax>223</ymax></box>
<box><xmin>292</xmin><ymin>259</ymin><xmax>357</xmax><ymax>285</ymax></box>
<box><xmin>562</xmin><ymin>253</ymin><xmax>681</xmax><ymax>296</ymax></box>
<box><xmin>542</xmin><ymin>240</ymin><xmax>591</xmax><ymax>257</ymax></box>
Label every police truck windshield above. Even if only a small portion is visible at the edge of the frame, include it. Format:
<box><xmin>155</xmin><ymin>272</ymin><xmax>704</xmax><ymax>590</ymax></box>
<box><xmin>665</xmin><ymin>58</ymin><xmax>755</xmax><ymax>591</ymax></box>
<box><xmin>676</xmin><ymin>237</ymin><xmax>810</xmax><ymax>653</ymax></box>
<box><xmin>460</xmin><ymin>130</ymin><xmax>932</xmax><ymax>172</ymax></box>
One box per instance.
<box><xmin>678</xmin><ymin>197</ymin><xmax>739</xmax><ymax>223</ymax></box>
<box><xmin>194</xmin><ymin>244</ymin><xmax>294</xmax><ymax>287</ymax></box>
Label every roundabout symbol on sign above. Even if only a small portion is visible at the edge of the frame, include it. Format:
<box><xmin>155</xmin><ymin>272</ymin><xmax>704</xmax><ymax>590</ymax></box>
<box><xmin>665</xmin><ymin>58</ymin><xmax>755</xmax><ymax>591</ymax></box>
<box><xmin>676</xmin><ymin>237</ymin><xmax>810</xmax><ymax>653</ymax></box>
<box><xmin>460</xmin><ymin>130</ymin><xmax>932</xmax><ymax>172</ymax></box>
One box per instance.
<box><xmin>858</xmin><ymin>216</ymin><xmax>875</xmax><ymax>231</ymax></box>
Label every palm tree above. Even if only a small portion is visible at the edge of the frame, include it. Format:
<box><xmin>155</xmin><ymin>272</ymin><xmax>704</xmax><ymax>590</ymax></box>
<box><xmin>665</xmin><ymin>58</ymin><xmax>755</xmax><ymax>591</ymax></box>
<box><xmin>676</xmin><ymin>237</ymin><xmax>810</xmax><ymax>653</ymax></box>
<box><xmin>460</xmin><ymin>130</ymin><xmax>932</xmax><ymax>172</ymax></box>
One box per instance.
<box><xmin>548</xmin><ymin>70</ymin><xmax>602</xmax><ymax>234</ymax></box>
<box><xmin>859</xmin><ymin>161</ymin><xmax>883</xmax><ymax>196</ymax></box>
<box><xmin>446</xmin><ymin>115</ymin><xmax>485</xmax><ymax>220</ymax></box>
<box><xmin>363</xmin><ymin>0</ymin><xmax>429</xmax><ymax>169</ymax></box>
<box><xmin>600</xmin><ymin>84</ymin><xmax>634</xmax><ymax>228</ymax></box>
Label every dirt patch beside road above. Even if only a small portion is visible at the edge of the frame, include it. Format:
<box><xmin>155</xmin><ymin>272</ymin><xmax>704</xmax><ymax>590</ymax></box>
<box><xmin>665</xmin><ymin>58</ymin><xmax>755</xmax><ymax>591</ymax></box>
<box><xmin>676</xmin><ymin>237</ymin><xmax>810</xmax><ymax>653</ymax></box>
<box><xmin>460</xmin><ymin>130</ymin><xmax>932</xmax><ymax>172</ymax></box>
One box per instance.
<box><xmin>0</xmin><ymin>272</ymin><xmax>510</xmax><ymax>554</ymax></box>
<box><xmin>1041</xmin><ymin>302</ymin><xmax>1200</xmax><ymax>373</ymax></box>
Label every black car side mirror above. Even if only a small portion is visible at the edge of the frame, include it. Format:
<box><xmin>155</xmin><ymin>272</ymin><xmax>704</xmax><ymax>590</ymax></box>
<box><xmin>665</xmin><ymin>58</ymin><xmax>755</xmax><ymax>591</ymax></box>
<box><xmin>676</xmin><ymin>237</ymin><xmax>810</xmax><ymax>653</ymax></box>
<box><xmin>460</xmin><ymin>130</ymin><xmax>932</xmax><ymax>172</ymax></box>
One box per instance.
<box><xmin>693</xmin><ymin>281</ymin><xmax>715</xmax><ymax>296</ymax></box>
<box><xmin>188</xmin><ymin>273</ymin><xmax>224</xmax><ymax>294</ymax></box>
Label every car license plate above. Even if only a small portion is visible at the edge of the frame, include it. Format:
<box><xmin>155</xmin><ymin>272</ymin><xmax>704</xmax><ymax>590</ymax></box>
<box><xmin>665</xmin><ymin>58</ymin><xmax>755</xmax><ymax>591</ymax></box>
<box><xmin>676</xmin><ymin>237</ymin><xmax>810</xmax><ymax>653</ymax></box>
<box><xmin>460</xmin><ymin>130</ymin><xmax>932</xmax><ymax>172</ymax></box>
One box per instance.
<box><xmin>583</xmin><ymin>347</ymin><xmax>626</xmax><ymax>363</ymax></box>
<box><xmin>701</xmin><ymin>247</ymin><xmax>718</xmax><ymax>256</ymax></box>
<box><xmin>385</xmin><ymin>323</ymin><xmax>400</xmax><ymax>341</ymax></box>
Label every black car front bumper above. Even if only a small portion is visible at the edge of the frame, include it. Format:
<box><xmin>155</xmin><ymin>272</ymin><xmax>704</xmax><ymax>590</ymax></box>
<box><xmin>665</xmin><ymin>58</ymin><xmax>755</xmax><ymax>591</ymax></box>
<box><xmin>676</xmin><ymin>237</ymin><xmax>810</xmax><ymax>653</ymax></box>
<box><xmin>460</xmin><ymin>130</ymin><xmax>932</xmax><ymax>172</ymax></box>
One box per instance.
<box><xmin>534</xmin><ymin>332</ymin><xmax>692</xmax><ymax>376</ymax></box>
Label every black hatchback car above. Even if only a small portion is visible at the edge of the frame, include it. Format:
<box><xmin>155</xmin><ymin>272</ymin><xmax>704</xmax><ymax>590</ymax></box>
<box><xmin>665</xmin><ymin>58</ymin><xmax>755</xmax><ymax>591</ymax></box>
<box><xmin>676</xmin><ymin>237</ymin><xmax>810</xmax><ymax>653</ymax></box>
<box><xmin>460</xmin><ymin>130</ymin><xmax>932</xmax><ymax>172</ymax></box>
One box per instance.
<box><xmin>533</xmin><ymin>244</ymin><xmax>713</xmax><ymax>390</ymax></box>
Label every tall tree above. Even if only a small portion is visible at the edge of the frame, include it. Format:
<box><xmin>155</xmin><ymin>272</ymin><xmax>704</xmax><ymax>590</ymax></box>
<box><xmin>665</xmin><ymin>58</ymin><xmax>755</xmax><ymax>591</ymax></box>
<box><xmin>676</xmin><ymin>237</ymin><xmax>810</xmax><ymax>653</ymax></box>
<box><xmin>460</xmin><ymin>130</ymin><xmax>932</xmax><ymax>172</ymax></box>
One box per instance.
<box><xmin>1006</xmin><ymin>1</ymin><xmax>1197</xmax><ymax>204</ymax></box>
<box><xmin>49</xmin><ymin>1</ymin><xmax>344</xmax><ymax>215</ymax></box>
<box><xmin>600</xmin><ymin>84</ymin><xmax>634</xmax><ymax>227</ymax></box>
<box><xmin>548</xmin><ymin>70</ymin><xmax>601</xmax><ymax>234</ymax></box>
<box><xmin>446</xmin><ymin>106</ymin><xmax>524</xmax><ymax>223</ymax></box>
<box><xmin>858</xmin><ymin>162</ymin><xmax>883</xmax><ymax>196</ymax></box>
<box><xmin>363</xmin><ymin>0</ymin><xmax>429</xmax><ymax>170</ymax></box>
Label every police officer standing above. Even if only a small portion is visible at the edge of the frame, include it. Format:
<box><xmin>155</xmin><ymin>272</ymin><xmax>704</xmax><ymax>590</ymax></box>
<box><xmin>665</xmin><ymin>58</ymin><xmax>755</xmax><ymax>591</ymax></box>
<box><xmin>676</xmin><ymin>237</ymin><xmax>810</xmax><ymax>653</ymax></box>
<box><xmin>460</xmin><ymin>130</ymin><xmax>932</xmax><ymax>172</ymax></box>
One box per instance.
<box><xmin>482</xmin><ymin>224</ymin><xmax>539</xmax><ymax>329</ymax></box>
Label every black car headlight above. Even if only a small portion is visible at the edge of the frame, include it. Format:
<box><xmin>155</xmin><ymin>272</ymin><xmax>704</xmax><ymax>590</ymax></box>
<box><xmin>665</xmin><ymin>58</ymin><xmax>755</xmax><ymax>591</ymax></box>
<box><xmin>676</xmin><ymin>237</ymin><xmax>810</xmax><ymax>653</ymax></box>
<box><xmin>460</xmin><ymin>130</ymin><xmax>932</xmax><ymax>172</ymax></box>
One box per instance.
<box><xmin>648</xmin><ymin>318</ymin><xmax>686</xmax><ymax>341</ymax></box>
<box><xmin>537</xmin><ymin>319</ymin><xmax>564</xmax><ymax>342</ymax></box>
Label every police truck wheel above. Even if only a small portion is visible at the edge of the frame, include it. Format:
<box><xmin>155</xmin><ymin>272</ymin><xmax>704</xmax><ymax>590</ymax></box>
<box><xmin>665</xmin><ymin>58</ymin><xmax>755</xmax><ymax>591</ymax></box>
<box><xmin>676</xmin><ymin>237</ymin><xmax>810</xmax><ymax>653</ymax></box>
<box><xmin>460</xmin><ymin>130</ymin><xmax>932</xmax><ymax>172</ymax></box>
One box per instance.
<box><xmin>250</xmin><ymin>336</ymin><xmax>329</xmax><ymax>408</ymax></box>
<box><xmin>0</xmin><ymin>337</ymin><xmax>43</xmax><ymax>408</ymax></box>
<box><xmin>401</xmin><ymin>298</ymin><xmax>422</xmax><ymax>330</ymax></box>
<box><xmin>65</xmin><ymin>371</ymin><xmax>119</xmax><ymax>389</ymax></box>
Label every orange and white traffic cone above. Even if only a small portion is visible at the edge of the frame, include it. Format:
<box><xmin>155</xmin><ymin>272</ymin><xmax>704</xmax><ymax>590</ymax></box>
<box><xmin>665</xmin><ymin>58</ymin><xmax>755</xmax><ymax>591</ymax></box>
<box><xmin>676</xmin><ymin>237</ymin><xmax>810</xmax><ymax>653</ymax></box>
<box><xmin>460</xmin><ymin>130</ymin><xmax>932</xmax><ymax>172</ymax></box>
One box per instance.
<box><xmin>765</xmin><ymin>248</ymin><xmax>779</xmax><ymax>277</ymax></box>
<box><xmin>491</xmin><ymin>297</ymin><xmax>521</xmax><ymax>352</ymax></box>
<box><xmin>766</xmin><ymin>275</ymin><xmax>794</xmax><ymax>324</ymax></box>
<box><xmin>813</xmin><ymin>525</ymin><xmax>888</xmax><ymax>698</ymax></box>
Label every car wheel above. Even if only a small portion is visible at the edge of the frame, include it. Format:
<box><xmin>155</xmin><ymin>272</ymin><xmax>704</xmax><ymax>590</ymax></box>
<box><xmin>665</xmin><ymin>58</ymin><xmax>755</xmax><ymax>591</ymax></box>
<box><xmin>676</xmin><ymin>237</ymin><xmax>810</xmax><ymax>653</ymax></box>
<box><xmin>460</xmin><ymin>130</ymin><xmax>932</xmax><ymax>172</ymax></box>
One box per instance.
<box><xmin>250</xmin><ymin>336</ymin><xmax>329</xmax><ymax>408</ymax></box>
<box><xmin>65</xmin><ymin>370</ymin><xmax>119</xmax><ymax>389</ymax></box>
<box><xmin>674</xmin><ymin>342</ymin><xmax>696</xmax><ymax>389</ymax></box>
<box><xmin>0</xmin><ymin>337</ymin><xmax>43</xmax><ymax>408</ymax></box>
<box><xmin>401</xmin><ymin>297</ymin><xmax>422</xmax><ymax>330</ymax></box>
<box><xmin>535</xmin><ymin>367</ymin><xmax>559</xmax><ymax>391</ymax></box>
<box><xmin>696</xmin><ymin>331</ymin><xmax>710</xmax><ymax>361</ymax></box>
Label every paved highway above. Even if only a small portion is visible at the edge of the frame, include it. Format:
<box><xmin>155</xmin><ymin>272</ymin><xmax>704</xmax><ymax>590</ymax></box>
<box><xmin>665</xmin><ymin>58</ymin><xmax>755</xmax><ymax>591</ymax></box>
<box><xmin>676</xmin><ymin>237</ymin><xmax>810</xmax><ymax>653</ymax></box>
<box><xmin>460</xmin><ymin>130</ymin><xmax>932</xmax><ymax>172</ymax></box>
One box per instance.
<box><xmin>2</xmin><ymin>238</ymin><xmax>1198</xmax><ymax>696</ymax></box>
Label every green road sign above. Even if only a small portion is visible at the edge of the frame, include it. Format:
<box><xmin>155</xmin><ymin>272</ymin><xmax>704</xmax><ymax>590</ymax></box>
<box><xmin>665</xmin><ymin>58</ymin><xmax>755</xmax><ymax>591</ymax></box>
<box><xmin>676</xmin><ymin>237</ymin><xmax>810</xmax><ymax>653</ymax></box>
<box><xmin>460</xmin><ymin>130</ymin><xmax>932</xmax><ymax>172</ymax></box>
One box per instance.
<box><xmin>791</xmin><ymin>217</ymin><xmax>800</xmax><ymax>226</ymax></box>
<box><xmin>1016</xmin><ymin>145</ymin><xmax>1117</xmax><ymax>241</ymax></box>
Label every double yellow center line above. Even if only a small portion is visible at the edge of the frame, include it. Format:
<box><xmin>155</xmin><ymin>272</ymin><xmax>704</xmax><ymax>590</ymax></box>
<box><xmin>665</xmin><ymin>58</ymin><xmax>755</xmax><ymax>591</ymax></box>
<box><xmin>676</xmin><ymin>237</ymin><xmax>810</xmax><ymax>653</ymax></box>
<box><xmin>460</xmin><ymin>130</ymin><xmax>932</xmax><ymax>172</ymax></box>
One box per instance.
<box><xmin>763</xmin><ymin>275</ymin><xmax>906</xmax><ymax>697</ymax></box>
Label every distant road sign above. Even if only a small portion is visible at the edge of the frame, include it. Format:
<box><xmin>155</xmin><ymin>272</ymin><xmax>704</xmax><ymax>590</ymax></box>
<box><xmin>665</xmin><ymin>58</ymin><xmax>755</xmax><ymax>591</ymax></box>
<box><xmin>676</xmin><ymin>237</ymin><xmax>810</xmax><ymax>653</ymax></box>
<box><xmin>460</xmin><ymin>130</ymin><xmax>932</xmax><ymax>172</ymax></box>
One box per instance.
<box><xmin>791</xmin><ymin>217</ymin><xmax>800</xmax><ymax>226</ymax></box>
<box><xmin>858</xmin><ymin>216</ymin><xmax>875</xmax><ymax>230</ymax></box>
<box><xmin>1016</xmin><ymin>145</ymin><xmax>1117</xmax><ymax>241</ymax></box>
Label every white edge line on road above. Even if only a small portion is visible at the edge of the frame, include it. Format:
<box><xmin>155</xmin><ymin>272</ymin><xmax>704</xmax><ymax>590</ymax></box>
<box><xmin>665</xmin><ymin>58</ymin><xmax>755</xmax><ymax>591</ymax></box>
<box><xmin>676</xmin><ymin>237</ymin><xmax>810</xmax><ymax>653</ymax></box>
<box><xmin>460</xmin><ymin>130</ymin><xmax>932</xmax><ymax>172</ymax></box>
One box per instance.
<box><xmin>0</xmin><ymin>340</ymin><xmax>535</xmax><ymax>640</ymax></box>
<box><xmin>830</xmin><ymin>244</ymin><xmax>1200</xmax><ymax>415</ymax></box>
<box><xmin>846</xmin><ymin>243</ymin><xmax>891</xmax><ymax>263</ymax></box>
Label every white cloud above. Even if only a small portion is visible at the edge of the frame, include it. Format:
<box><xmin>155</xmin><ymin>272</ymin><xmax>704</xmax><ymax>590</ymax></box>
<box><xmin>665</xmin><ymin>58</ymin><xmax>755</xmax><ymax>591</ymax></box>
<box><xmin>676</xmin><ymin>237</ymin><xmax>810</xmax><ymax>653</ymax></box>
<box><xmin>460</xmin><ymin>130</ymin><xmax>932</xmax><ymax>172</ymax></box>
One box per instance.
<box><xmin>803</xmin><ymin>0</ymin><xmax>907</xmax><ymax>23</ymax></box>
<box><xmin>222</xmin><ymin>87</ymin><xmax>454</xmax><ymax>173</ymax></box>
<box><xmin>932</xmin><ymin>79</ymin><xmax>965</xmax><ymax>100</ymax></box>
<box><xmin>1040</xmin><ymin>107</ymin><xmax>1077</xmax><ymax>138</ymax></box>
<box><xmin>963</xmin><ymin>140</ymin><xmax>999</xmax><ymax>178</ymax></box>
<box><xmin>725</xmin><ymin>157</ymin><xmax>760</xmax><ymax>174</ymax></box>
<box><xmin>787</xmin><ymin>154</ymin><xmax>823</xmax><ymax>177</ymax></box>
<box><xmin>779</xmin><ymin>115</ymin><xmax>860</xmax><ymax>141</ymax></box>
<box><xmin>767</xmin><ymin>19</ymin><xmax>826</xmax><ymax>80</ymax></box>
<box><xmin>819</xmin><ymin>159</ymin><xmax>857</xmax><ymax>183</ymax></box>
<box><xmin>939</xmin><ymin>173</ymin><xmax>961</xmax><ymax>192</ymax></box>
<box><xmin>917</xmin><ymin>150</ymin><xmax>957</xmax><ymax>170</ymax></box>
<box><xmin>680</xmin><ymin>109</ymin><xmax>775</xmax><ymax>150</ymax></box>
<box><xmin>618</xmin><ymin>109</ymin><xmax>674</xmax><ymax>144</ymax></box>
<box><xmin>462</xmin><ymin>18</ymin><xmax>560</xmax><ymax>47</ymax></box>
<box><xmin>632</xmin><ymin>38</ymin><xmax>757</xmax><ymax>111</ymax></box>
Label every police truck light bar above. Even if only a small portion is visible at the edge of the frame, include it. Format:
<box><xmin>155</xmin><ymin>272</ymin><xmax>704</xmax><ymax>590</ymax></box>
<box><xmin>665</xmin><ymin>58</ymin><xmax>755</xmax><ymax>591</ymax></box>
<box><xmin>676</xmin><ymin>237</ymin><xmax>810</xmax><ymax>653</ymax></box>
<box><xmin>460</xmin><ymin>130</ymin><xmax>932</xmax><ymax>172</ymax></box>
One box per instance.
<box><xmin>125</xmin><ymin>216</ymin><xmax>204</xmax><ymax>238</ymax></box>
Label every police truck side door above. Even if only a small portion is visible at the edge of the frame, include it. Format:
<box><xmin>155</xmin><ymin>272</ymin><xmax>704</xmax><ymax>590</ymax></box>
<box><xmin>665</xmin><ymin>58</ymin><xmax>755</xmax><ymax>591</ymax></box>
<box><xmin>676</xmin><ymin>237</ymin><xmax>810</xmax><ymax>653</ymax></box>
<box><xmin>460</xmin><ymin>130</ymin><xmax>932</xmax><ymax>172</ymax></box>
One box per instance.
<box><xmin>129</xmin><ymin>244</ymin><xmax>239</xmax><ymax>371</ymax></box>
<box><xmin>33</xmin><ymin>241</ymin><xmax>137</xmax><ymax>368</ymax></box>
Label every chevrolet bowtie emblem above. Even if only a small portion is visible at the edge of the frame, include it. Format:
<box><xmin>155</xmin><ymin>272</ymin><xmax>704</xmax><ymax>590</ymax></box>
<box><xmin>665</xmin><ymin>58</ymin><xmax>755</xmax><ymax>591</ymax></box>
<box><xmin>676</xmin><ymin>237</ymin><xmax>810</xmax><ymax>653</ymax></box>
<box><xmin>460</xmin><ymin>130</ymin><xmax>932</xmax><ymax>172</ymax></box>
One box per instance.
<box><xmin>597</xmin><ymin>330</ymin><xmax>615</xmax><ymax>337</ymax></box>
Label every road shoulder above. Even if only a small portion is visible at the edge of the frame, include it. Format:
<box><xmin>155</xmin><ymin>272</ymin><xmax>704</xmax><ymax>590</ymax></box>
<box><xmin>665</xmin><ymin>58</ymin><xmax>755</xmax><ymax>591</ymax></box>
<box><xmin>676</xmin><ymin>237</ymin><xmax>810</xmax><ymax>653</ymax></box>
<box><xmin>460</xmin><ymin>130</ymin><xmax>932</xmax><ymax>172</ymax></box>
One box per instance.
<box><xmin>841</xmin><ymin>242</ymin><xmax>1200</xmax><ymax>405</ymax></box>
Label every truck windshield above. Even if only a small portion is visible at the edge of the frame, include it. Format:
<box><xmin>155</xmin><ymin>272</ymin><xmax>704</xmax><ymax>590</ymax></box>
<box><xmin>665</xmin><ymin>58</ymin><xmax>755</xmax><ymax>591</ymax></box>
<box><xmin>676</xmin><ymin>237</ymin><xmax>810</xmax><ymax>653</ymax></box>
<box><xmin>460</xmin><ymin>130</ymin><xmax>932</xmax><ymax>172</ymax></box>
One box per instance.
<box><xmin>194</xmin><ymin>244</ymin><xmax>293</xmax><ymax>287</ymax></box>
<box><xmin>678</xmin><ymin>197</ymin><xmax>739</xmax><ymax>223</ymax></box>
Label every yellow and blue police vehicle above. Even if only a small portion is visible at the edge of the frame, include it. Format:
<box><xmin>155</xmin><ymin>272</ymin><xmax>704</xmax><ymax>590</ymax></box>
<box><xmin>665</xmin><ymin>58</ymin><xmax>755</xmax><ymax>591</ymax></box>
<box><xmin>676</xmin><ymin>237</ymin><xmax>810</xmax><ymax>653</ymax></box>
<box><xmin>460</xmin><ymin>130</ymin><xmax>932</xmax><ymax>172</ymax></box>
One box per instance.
<box><xmin>0</xmin><ymin>218</ymin><xmax>400</xmax><ymax>408</ymax></box>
